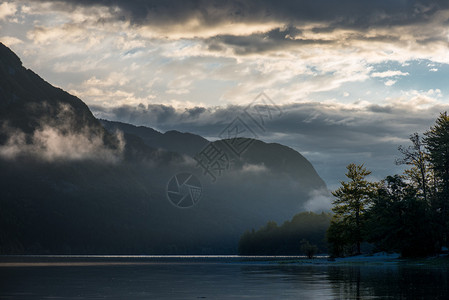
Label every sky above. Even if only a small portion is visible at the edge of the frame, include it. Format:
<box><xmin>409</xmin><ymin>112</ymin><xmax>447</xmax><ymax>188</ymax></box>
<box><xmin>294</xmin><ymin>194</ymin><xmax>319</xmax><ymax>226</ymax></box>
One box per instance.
<box><xmin>2</xmin><ymin>0</ymin><xmax>449</xmax><ymax>188</ymax></box>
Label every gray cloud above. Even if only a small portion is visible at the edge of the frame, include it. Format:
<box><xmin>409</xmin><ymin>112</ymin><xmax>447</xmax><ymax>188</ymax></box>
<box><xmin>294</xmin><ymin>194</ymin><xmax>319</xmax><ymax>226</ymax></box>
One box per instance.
<box><xmin>205</xmin><ymin>27</ymin><xmax>333</xmax><ymax>55</ymax></box>
<box><xmin>39</xmin><ymin>0</ymin><xmax>449</xmax><ymax>28</ymax></box>
<box><xmin>91</xmin><ymin>103</ymin><xmax>243</xmax><ymax>134</ymax></box>
<box><xmin>27</xmin><ymin>0</ymin><xmax>449</xmax><ymax>57</ymax></box>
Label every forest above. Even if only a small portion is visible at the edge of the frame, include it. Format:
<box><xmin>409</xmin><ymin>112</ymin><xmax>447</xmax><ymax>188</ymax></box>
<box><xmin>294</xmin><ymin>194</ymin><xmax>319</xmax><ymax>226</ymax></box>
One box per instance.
<box><xmin>240</xmin><ymin>112</ymin><xmax>449</xmax><ymax>258</ymax></box>
<box><xmin>238</xmin><ymin>212</ymin><xmax>331</xmax><ymax>256</ymax></box>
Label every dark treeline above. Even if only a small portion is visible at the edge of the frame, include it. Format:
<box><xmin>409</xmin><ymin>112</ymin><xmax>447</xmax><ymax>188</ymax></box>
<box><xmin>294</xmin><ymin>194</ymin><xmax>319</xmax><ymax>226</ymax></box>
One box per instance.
<box><xmin>239</xmin><ymin>113</ymin><xmax>449</xmax><ymax>258</ymax></box>
<box><xmin>238</xmin><ymin>212</ymin><xmax>331</xmax><ymax>255</ymax></box>
<box><xmin>328</xmin><ymin>112</ymin><xmax>449</xmax><ymax>258</ymax></box>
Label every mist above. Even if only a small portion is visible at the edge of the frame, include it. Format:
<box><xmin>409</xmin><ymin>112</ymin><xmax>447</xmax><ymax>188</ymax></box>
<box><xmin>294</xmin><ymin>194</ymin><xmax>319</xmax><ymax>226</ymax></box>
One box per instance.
<box><xmin>0</xmin><ymin>103</ymin><xmax>125</xmax><ymax>162</ymax></box>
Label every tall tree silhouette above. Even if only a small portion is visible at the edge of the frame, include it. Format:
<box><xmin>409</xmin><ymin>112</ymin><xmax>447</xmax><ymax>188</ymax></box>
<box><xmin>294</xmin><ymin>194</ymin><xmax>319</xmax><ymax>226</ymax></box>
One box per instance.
<box><xmin>424</xmin><ymin>112</ymin><xmax>449</xmax><ymax>248</ymax></box>
<box><xmin>329</xmin><ymin>163</ymin><xmax>376</xmax><ymax>255</ymax></box>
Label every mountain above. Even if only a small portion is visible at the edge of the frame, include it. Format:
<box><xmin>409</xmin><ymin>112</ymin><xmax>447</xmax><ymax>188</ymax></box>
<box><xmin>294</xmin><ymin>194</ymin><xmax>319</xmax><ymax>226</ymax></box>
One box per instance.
<box><xmin>0</xmin><ymin>43</ymin><xmax>110</xmax><ymax>143</ymax></box>
<box><xmin>100</xmin><ymin>119</ymin><xmax>325</xmax><ymax>189</ymax></box>
<box><xmin>100</xmin><ymin>119</ymin><xmax>208</xmax><ymax>156</ymax></box>
<box><xmin>0</xmin><ymin>43</ymin><xmax>328</xmax><ymax>254</ymax></box>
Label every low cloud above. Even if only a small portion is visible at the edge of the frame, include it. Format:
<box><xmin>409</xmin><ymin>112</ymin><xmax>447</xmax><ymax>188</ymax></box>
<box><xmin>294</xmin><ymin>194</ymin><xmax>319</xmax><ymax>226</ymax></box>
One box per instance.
<box><xmin>0</xmin><ymin>124</ymin><xmax>124</xmax><ymax>162</ymax></box>
<box><xmin>241</xmin><ymin>163</ymin><xmax>268</xmax><ymax>173</ymax></box>
<box><xmin>91</xmin><ymin>97</ymin><xmax>444</xmax><ymax>140</ymax></box>
<box><xmin>303</xmin><ymin>188</ymin><xmax>333</xmax><ymax>212</ymax></box>
<box><xmin>0</xmin><ymin>104</ymin><xmax>125</xmax><ymax>163</ymax></box>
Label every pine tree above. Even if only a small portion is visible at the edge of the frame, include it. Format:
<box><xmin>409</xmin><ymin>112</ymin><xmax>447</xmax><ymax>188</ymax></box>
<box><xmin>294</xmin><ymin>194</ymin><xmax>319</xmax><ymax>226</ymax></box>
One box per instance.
<box><xmin>424</xmin><ymin>112</ymin><xmax>449</xmax><ymax>248</ymax></box>
<box><xmin>329</xmin><ymin>163</ymin><xmax>376</xmax><ymax>255</ymax></box>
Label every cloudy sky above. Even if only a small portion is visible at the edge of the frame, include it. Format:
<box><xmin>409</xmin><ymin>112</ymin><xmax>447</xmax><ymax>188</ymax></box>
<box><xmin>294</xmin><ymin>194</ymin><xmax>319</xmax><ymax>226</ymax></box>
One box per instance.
<box><xmin>2</xmin><ymin>0</ymin><xmax>449</xmax><ymax>188</ymax></box>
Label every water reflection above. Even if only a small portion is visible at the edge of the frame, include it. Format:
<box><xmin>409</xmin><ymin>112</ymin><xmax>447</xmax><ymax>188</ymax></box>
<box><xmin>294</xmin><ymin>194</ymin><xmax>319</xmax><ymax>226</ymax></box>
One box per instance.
<box><xmin>327</xmin><ymin>265</ymin><xmax>449</xmax><ymax>299</ymax></box>
<box><xmin>0</xmin><ymin>256</ymin><xmax>448</xmax><ymax>299</ymax></box>
<box><xmin>241</xmin><ymin>264</ymin><xmax>449</xmax><ymax>299</ymax></box>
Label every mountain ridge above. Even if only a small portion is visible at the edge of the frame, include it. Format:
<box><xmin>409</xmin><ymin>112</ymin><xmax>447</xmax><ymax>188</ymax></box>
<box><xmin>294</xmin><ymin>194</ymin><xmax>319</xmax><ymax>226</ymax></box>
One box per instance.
<box><xmin>100</xmin><ymin>119</ymin><xmax>325</xmax><ymax>188</ymax></box>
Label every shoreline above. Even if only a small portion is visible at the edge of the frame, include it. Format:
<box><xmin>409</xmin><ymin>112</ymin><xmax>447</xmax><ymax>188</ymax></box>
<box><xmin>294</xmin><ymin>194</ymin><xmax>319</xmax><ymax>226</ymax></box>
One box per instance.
<box><xmin>1</xmin><ymin>253</ymin><xmax>448</xmax><ymax>268</ymax></box>
<box><xmin>277</xmin><ymin>252</ymin><xmax>449</xmax><ymax>267</ymax></box>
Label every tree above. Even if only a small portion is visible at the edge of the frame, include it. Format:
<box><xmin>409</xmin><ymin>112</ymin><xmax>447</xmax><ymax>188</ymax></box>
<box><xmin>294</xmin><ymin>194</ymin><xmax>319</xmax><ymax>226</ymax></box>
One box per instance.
<box><xmin>326</xmin><ymin>218</ymin><xmax>352</xmax><ymax>257</ymax></box>
<box><xmin>424</xmin><ymin>112</ymin><xmax>449</xmax><ymax>248</ymax></box>
<box><xmin>300</xmin><ymin>239</ymin><xmax>318</xmax><ymax>259</ymax></box>
<box><xmin>365</xmin><ymin>175</ymin><xmax>437</xmax><ymax>257</ymax></box>
<box><xmin>238</xmin><ymin>212</ymin><xmax>331</xmax><ymax>255</ymax></box>
<box><xmin>397</xmin><ymin>132</ymin><xmax>430</xmax><ymax>202</ymax></box>
<box><xmin>329</xmin><ymin>163</ymin><xmax>376</xmax><ymax>255</ymax></box>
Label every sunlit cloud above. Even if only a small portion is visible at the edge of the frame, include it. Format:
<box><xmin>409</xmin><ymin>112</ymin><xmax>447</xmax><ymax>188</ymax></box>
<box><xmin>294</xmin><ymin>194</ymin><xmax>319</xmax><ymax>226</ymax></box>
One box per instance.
<box><xmin>384</xmin><ymin>80</ymin><xmax>397</xmax><ymax>86</ymax></box>
<box><xmin>0</xmin><ymin>36</ymin><xmax>23</xmax><ymax>46</ymax></box>
<box><xmin>0</xmin><ymin>2</ymin><xmax>17</xmax><ymax>20</ymax></box>
<box><xmin>371</xmin><ymin>70</ymin><xmax>409</xmax><ymax>78</ymax></box>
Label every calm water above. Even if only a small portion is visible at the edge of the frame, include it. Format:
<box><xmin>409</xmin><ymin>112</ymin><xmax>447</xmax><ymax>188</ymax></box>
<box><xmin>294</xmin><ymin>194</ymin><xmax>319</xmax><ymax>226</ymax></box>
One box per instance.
<box><xmin>0</xmin><ymin>256</ymin><xmax>448</xmax><ymax>299</ymax></box>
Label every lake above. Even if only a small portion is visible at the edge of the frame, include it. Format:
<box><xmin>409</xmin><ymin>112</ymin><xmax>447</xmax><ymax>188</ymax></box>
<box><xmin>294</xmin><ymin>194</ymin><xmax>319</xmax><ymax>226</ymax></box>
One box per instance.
<box><xmin>1</xmin><ymin>256</ymin><xmax>448</xmax><ymax>299</ymax></box>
